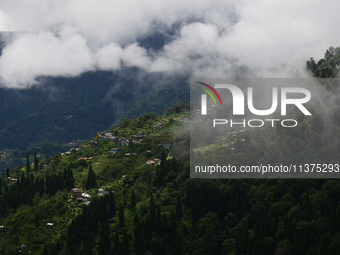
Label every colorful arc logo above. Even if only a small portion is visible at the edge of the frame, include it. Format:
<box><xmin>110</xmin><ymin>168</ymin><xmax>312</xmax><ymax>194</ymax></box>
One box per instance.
<box><xmin>197</xmin><ymin>82</ymin><xmax>222</xmax><ymax>115</ymax></box>
<box><xmin>196</xmin><ymin>82</ymin><xmax>223</xmax><ymax>106</ymax></box>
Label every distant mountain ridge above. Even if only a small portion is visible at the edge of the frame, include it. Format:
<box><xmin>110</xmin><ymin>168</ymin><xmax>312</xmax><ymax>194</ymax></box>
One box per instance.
<box><xmin>0</xmin><ymin>70</ymin><xmax>189</xmax><ymax>151</ymax></box>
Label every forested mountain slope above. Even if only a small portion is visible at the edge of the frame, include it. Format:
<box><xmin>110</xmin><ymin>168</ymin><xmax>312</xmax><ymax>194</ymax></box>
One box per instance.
<box><xmin>1</xmin><ymin>95</ymin><xmax>340</xmax><ymax>254</ymax></box>
<box><xmin>0</xmin><ymin>70</ymin><xmax>189</xmax><ymax>152</ymax></box>
<box><xmin>1</xmin><ymin>48</ymin><xmax>340</xmax><ymax>255</ymax></box>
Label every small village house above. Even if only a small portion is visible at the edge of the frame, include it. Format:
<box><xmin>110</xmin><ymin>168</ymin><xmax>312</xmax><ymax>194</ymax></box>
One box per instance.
<box><xmin>71</xmin><ymin>188</ymin><xmax>83</xmax><ymax>199</ymax></box>
<box><xmin>146</xmin><ymin>160</ymin><xmax>155</xmax><ymax>165</ymax></box>
<box><xmin>46</xmin><ymin>223</ymin><xmax>53</xmax><ymax>229</ymax></box>
<box><xmin>76</xmin><ymin>198</ymin><xmax>84</xmax><ymax>203</ymax></box>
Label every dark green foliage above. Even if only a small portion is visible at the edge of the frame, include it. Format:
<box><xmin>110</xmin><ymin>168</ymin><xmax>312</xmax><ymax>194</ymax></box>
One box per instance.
<box><xmin>171</xmin><ymin>229</ymin><xmax>183</xmax><ymax>255</ymax></box>
<box><xmin>150</xmin><ymin>195</ymin><xmax>155</xmax><ymax>221</ymax></box>
<box><xmin>3</xmin><ymin>81</ymin><xmax>340</xmax><ymax>255</ymax></box>
<box><xmin>122</xmin><ymin>233</ymin><xmax>131</xmax><ymax>255</ymax></box>
<box><xmin>190</xmin><ymin>184</ymin><xmax>205</xmax><ymax>220</ymax></box>
<box><xmin>85</xmin><ymin>165</ymin><xmax>97</xmax><ymax>190</ymax></box>
<box><xmin>34</xmin><ymin>151</ymin><xmax>39</xmax><ymax>170</ymax></box>
<box><xmin>307</xmin><ymin>46</ymin><xmax>340</xmax><ymax>79</ymax></box>
<box><xmin>112</xmin><ymin>233</ymin><xmax>120</xmax><ymax>255</ymax></box>
<box><xmin>98</xmin><ymin>223</ymin><xmax>111</xmax><ymax>255</ymax></box>
<box><xmin>175</xmin><ymin>195</ymin><xmax>183</xmax><ymax>219</ymax></box>
<box><xmin>41</xmin><ymin>244</ymin><xmax>50</xmax><ymax>255</ymax></box>
<box><xmin>83</xmin><ymin>242</ymin><xmax>94</xmax><ymax>255</ymax></box>
<box><xmin>82</xmin><ymin>225</ymin><xmax>94</xmax><ymax>255</ymax></box>
<box><xmin>26</xmin><ymin>154</ymin><xmax>30</xmax><ymax>180</ymax></box>
<box><xmin>155</xmin><ymin>206</ymin><xmax>162</xmax><ymax>235</ymax></box>
<box><xmin>108</xmin><ymin>191</ymin><xmax>116</xmax><ymax>218</ymax></box>
<box><xmin>134</xmin><ymin>213</ymin><xmax>142</xmax><ymax>241</ymax></box>
<box><xmin>131</xmin><ymin>189</ymin><xmax>136</xmax><ymax>208</ymax></box>
<box><xmin>119</xmin><ymin>207</ymin><xmax>125</xmax><ymax>227</ymax></box>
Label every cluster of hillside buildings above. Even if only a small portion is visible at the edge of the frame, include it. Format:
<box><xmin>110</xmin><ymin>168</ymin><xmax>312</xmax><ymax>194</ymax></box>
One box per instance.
<box><xmin>146</xmin><ymin>158</ymin><xmax>161</xmax><ymax>165</ymax></box>
<box><xmin>71</xmin><ymin>188</ymin><xmax>91</xmax><ymax>204</ymax></box>
<box><xmin>71</xmin><ymin>188</ymin><xmax>109</xmax><ymax>205</ymax></box>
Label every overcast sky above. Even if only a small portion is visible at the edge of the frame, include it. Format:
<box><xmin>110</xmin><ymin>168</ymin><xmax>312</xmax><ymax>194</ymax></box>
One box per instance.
<box><xmin>0</xmin><ymin>0</ymin><xmax>339</xmax><ymax>88</ymax></box>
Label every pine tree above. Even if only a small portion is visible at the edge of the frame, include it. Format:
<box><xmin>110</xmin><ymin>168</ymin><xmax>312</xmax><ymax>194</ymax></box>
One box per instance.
<box><xmin>83</xmin><ymin>242</ymin><xmax>94</xmax><ymax>255</ymax></box>
<box><xmin>85</xmin><ymin>165</ymin><xmax>97</xmax><ymax>190</ymax></box>
<box><xmin>169</xmin><ymin>210</ymin><xmax>176</xmax><ymax>233</ymax></box>
<box><xmin>162</xmin><ymin>213</ymin><xmax>169</xmax><ymax>240</ymax></box>
<box><xmin>171</xmin><ymin>229</ymin><xmax>183</xmax><ymax>255</ymax></box>
<box><xmin>138</xmin><ymin>230</ymin><xmax>147</xmax><ymax>255</ymax></box>
<box><xmin>34</xmin><ymin>151</ymin><xmax>39</xmax><ymax>170</ymax></box>
<box><xmin>150</xmin><ymin>195</ymin><xmax>155</xmax><ymax>221</ymax></box>
<box><xmin>122</xmin><ymin>232</ymin><xmax>130</xmax><ymax>255</ymax></box>
<box><xmin>243</xmin><ymin>195</ymin><xmax>250</xmax><ymax>216</ymax></box>
<box><xmin>98</xmin><ymin>223</ymin><xmax>111</xmax><ymax>255</ymax></box>
<box><xmin>131</xmin><ymin>189</ymin><xmax>136</xmax><ymax>208</ymax></box>
<box><xmin>101</xmin><ymin>197</ymin><xmax>108</xmax><ymax>223</ymax></box>
<box><xmin>160</xmin><ymin>150</ymin><xmax>167</xmax><ymax>169</ymax></box>
<box><xmin>119</xmin><ymin>207</ymin><xmax>125</xmax><ymax>227</ymax></box>
<box><xmin>41</xmin><ymin>244</ymin><xmax>50</xmax><ymax>255</ymax></box>
<box><xmin>239</xmin><ymin>224</ymin><xmax>249</xmax><ymax>254</ymax></box>
<box><xmin>26</xmin><ymin>154</ymin><xmax>30</xmax><ymax>180</ymax></box>
<box><xmin>175</xmin><ymin>196</ymin><xmax>183</xmax><ymax>219</ymax></box>
<box><xmin>155</xmin><ymin>206</ymin><xmax>162</xmax><ymax>235</ymax></box>
<box><xmin>134</xmin><ymin>214</ymin><xmax>141</xmax><ymax>239</ymax></box>
<box><xmin>190</xmin><ymin>185</ymin><xmax>204</xmax><ymax>220</ymax></box>
<box><xmin>32</xmin><ymin>192</ymin><xmax>41</xmax><ymax>206</ymax></box>
<box><xmin>82</xmin><ymin>225</ymin><xmax>94</xmax><ymax>254</ymax></box>
<box><xmin>129</xmin><ymin>137</ymin><xmax>134</xmax><ymax>149</ymax></box>
<box><xmin>66</xmin><ymin>166</ymin><xmax>75</xmax><ymax>189</ymax></box>
<box><xmin>233</xmin><ymin>191</ymin><xmax>244</xmax><ymax>219</ymax></box>
<box><xmin>67</xmin><ymin>232</ymin><xmax>77</xmax><ymax>255</ymax></box>
<box><xmin>155</xmin><ymin>164</ymin><xmax>164</xmax><ymax>187</ymax></box>
<box><xmin>108</xmin><ymin>191</ymin><xmax>116</xmax><ymax>218</ymax></box>
<box><xmin>289</xmin><ymin>180</ymin><xmax>299</xmax><ymax>203</ymax></box>
<box><xmin>171</xmin><ymin>157</ymin><xmax>177</xmax><ymax>173</ymax></box>
<box><xmin>112</xmin><ymin>233</ymin><xmax>121</xmax><ymax>255</ymax></box>
<box><xmin>144</xmin><ymin>214</ymin><xmax>153</xmax><ymax>242</ymax></box>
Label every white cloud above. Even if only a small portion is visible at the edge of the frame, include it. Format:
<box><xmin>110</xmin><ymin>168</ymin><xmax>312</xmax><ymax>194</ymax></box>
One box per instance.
<box><xmin>0</xmin><ymin>0</ymin><xmax>340</xmax><ymax>87</ymax></box>
<box><xmin>122</xmin><ymin>43</ymin><xmax>151</xmax><ymax>69</ymax></box>
<box><xmin>95</xmin><ymin>43</ymin><xmax>123</xmax><ymax>71</ymax></box>
<box><xmin>0</xmin><ymin>31</ymin><xmax>94</xmax><ymax>87</ymax></box>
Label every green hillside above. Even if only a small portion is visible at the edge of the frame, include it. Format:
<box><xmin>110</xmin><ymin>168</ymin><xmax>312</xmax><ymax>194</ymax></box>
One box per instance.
<box><xmin>1</xmin><ymin>48</ymin><xmax>340</xmax><ymax>254</ymax></box>
<box><xmin>0</xmin><ymin>71</ymin><xmax>189</xmax><ymax>169</ymax></box>
<box><xmin>1</xmin><ymin>96</ymin><xmax>340</xmax><ymax>254</ymax></box>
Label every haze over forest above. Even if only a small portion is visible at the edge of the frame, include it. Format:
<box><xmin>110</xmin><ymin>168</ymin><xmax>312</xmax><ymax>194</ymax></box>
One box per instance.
<box><xmin>0</xmin><ymin>0</ymin><xmax>339</xmax><ymax>156</ymax></box>
<box><xmin>1</xmin><ymin>1</ymin><xmax>340</xmax><ymax>255</ymax></box>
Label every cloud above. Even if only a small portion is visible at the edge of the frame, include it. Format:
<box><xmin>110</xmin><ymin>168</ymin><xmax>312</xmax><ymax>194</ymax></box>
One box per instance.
<box><xmin>95</xmin><ymin>43</ymin><xmax>123</xmax><ymax>71</ymax></box>
<box><xmin>0</xmin><ymin>0</ymin><xmax>340</xmax><ymax>87</ymax></box>
<box><xmin>0</xmin><ymin>30</ymin><xmax>94</xmax><ymax>87</ymax></box>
